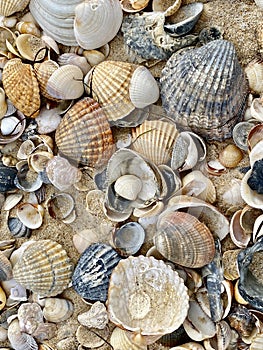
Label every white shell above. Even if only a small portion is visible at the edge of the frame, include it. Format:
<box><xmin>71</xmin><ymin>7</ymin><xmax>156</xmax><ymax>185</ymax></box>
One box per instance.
<box><xmin>43</xmin><ymin>297</ymin><xmax>74</xmax><ymax>323</ymax></box>
<box><xmin>114</xmin><ymin>174</ymin><xmax>142</xmax><ymax>201</ymax></box>
<box><xmin>35</xmin><ymin>107</ymin><xmax>62</xmax><ymax>134</ymax></box>
<box><xmin>240</xmin><ymin>169</ymin><xmax>263</xmax><ymax>209</ymax></box>
<box><xmin>74</xmin><ymin>0</ymin><xmax>123</xmax><ymax>50</ymax></box>
<box><xmin>3</xmin><ymin>193</ymin><xmax>23</xmax><ymax>211</ymax></box>
<box><xmin>77</xmin><ymin>301</ymin><xmax>108</xmax><ymax>329</ymax></box>
<box><xmin>250</xmin><ymin>98</ymin><xmax>263</xmax><ymax>122</ymax></box>
<box><xmin>8</xmin><ymin>319</ymin><xmax>38</xmax><ymax>350</ymax></box>
<box><xmin>16</xmin><ymin>203</ymin><xmax>44</xmax><ymax>229</ymax></box>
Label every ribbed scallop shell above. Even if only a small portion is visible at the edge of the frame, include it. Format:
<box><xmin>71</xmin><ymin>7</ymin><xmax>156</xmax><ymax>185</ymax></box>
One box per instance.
<box><xmin>55</xmin><ymin>97</ymin><xmax>115</xmax><ymax>167</ymax></box>
<box><xmin>154</xmin><ymin>211</ymin><xmax>215</xmax><ymax>268</ymax></box>
<box><xmin>160</xmin><ymin>40</ymin><xmax>248</xmax><ymax>141</ymax></box>
<box><xmin>2</xmin><ymin>58</ymin><xmax>40</xmax><ymax>118</ymax></box>
<box><xmin>131</xmin><ymin>119</ymin><xmax>179</xmax><ymax>165</ymax></box>
<box><xmin>74</xmin><ymin>0</ymin><xmax>123</xmax><ymax>50</ymax></box>
<box><xmin>110</xmin><ymin>327</ymin><xmax>147</xmax><ymax>350</ymax></box>
<box><xmin>8</xmin><ymin>319</ymin><xmax>38</xmax><ymax>350</ymax></box>
<box><xmin>34</xmin><ymin>60</ymin><xmax>60</xmax><ymax>101</ymax></box>
<box><xmin>107</xmin><ymin>255</ymin><xmax>189</xmax><ymax>335</ymax></box>
<box><xmin>0</xmin><ymin>0</ymin><xmax>29</xmax><ymax>16</ymax></box>
<box><xmin>12</xmin><ymin>240</ymin><xmax>73</xmax><ymax>297</ymax></box>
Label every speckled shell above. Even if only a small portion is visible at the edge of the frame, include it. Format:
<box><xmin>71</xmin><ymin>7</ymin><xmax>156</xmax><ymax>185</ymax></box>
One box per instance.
<box><xmin>55</xmin><ymin>97</ymin><xmax>115</xmax><ymax>167</ymax></box>
<box><xmin>0</xmin><ymin>0</ymin><xmax>29</xmax><ymax>16</ymax></box>
<box><xmin>2</xmin><ymin>58</ymin><xmax>40</xmax><ymax>118</ymax></box>
<box><xmin>12</xmin><ymin>240</ymin><xmax>73</xmax><ymax>297</ymax></box>
<box><xmin>107</xmin><ymin>255</ymin><xmax>189</xmax><ymax>335</ymax></box>
<box><xmin>154</xmin><ymin>211</ymin><xmax>215</xmax><ymax>268</ymax></box>
<box><xmin>160</xmin><ymin>40</ymin><xmax>248</xmax><ymax>141</ymax></box>
<box><xmin>72</xmin><ymin>243</ymin><xmax>122</xmax><ymax>302</ymax></box>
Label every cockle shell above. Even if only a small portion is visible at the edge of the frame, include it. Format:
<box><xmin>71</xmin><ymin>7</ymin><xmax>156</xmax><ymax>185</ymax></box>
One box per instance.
<box><xmin>55</xmin><ymin>97</ymin><xmax>115</xmax><ymax>167</ymax></box>
<box><xmin>107</xmin><ymin>255</ymin><xmax>189</xmax><ymax>336</ymax></box>
<box><xmin>218</xmin><ymin>144</ymin><xmax>243</xmax><ymax>168</ymax></box>
<box><xmin>0</xmin><ymin>0</ymin><xmax>30</xmax><ymax>16</ymax></box>
<box><xmin>2</xmin><ymin>58</ymin><xmax>40</xmax><ymax>118</ymax></box>
<box><xmin>12</xmin><ymin>240</ymin><xmax>73</xmax><ymax>297</ymax></box>
<box><xmin>34</xmin><ymin>60</ymin><xmax>60</xmax><ymax>101</ymax></box>
<box><xmin>43</xmin><ymin>297</ymin><xmax>74</xmax><ymax>323</ymax></box>
<box><xmin>8</xmin><ymin>319</ymin><xmax>38</xmax><ymax>350</ymax></box>
<box><xmin>160</xmin><ymin>40</ymin><xmax>248</xmax><ymax>141</ymax></box>
<box><xmin>154</xmin><ymin>211</ymin><xmax>215</xmax><ymax>268</ymax></box>
<box><xmin>77</xmin><ymin>301</ymin><xmax>108</xmax><ymax>329</ymax></box>
<box><xmin>74</xmin><ymin>0</ymin><xmax>123</xmax><ymax>50</ymax></box>
<box><xmin>245</xmin><ymin>59</ymin><xmax>263</xmax><ymax>94</ymax></box>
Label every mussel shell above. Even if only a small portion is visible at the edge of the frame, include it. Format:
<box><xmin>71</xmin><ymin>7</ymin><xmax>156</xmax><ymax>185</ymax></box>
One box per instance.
<box><xmin>0</xmin><ymin>164</ymin><xmax>18</xmax><ymax>193</ymax></box>
<box><xmin>72</xmin><ymin>243</ymin><xmax>122</xmax><ymax>302</ymax></box>
<box><xmin>7</xmin><ymin>217</ymin><xmax>31</xmax><ymax>238</ymax></box>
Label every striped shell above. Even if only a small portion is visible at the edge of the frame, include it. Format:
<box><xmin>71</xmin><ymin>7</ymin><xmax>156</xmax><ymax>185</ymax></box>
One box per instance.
<box><xmin>2</xmin><ymin>58</ymin><xmax>40</xmax><ymax>118</ymax></box>
<box><xmin>160</xmin><ymin>40</ymin><xmax>248</xmax><ymax>141</ymax></box>
<box><xmin>34</xmin><ymin>60</ymin><xmax>60</xmax><ymax>101</ymax></box>
<box><xmin>154</xmin><ymin>211</ymin><xmax>215</xmax><ymax>268</ymax></box>
<box><xmin>12</xmin><ymin>240</ymin><xmax>73</xmax><ymax>297</ymax></box>
<box><xmin>55</xmin><ymin>97</ymin><xmax>115</xmax><ymax>167</ymax></box>
<box><xmin>0</xmin><ymin>0</ymin><xmax>29</xmax><ymax>16</ymax></box>
<box><xmin>0</xmin><ymin>251</ymin><xmax>12</xmax><ymax>281</ymax></box>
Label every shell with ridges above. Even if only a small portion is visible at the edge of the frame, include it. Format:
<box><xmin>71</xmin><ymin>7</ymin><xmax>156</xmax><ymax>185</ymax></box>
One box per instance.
<box><xmin>57</xmin><ymin>53</ymin><xmax>91</xmax><ymax>75</ymax></box>
<box><xmin>12</xmin><ymin>239</ymin><xmax>73</xmax><ymax>297</ymax></box>
<box><xmin>219</xmin><ymin>144</ymin><xmax>243</xmax><ymax>168</ymax></box>
<box><xmin>245</xmin><ymin>59</ymin><xmax>263</xmax><ymax>94</ymax></box>
<box><xmin>34</xmin><ymin>60</ymin><xmax>60</xmax><ymax>101</ymax></box>
<box><xmin>0</xmin><ymin>251</ymin><xmax>12</xmax><ymax>281</ymax></box>
<box><xmin>110</xmin><ymin>327</ymin><xmax>147</xmax><ymax>350</ymax></box>
<box><xmin>160</xmin><ymin>40</ymin><xmax>248</xmax><ymax>141</ymax></box>
<box><xmin>0</xmin><ymin>0</ymin><xmax>30</xmax><ymax>16</ymax></box>
<box><xmin>7</xmin><ymin>319</ymin><xmax>38</xmax><ymax>350</ymax></box>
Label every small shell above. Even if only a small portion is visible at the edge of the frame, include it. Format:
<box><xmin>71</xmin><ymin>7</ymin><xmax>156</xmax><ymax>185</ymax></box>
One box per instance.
<box><xmin>112</xmin><ymin>222</ymin><xmax>145</xmax><ymax>256</ymax></box>
<box><xmin>245</xmin><ymin>59</ymin><xmax>263</xmax><ymax>94</ymax></box>
<box><xmin>12</xmin><ymin>239</ymin><xmax>73</xmax><ymax>297</ymax></box>
<box><xmin>253</xmin><ymin>214</ymin><xmax>263</xmax><ymax>242</ymax></box>
<box><xmin>45</xmin><ymin>193</ymin><xmax>75</xmax><ymax>221</ymax></box>
<box><xmin>28</xmin><ymin>151</ymin><xmax>53</xmax><ymax>173</ymax></box>
<box><xmin>107</xmin><ymin>255</ymin><xmax>189</xmax><ymax>336</ymax></box>
<box><xmin>170</xmin><ymin>343</ymin><xmax>205</xmax><ymax>350</ymax></box>
<box><xmin>228</xmin><ymin>305</ymin><xmax>257</xmax><ymax>339</ymax></box>
<box><xmin>110</xmin><ymin>327</ymin><xmax>147</xmax><ymax>350</ymax></box>
<box><xmin>250</xmin><ymin>98</ymin><xmax>263</xmax><ymax>122</ymax></box>
<box><xmin>0</xmin><ymin>111</ymin><xmax>26</xmax><ymax>145</ymax></box>
<box><xmin>0</xmin><ymin>251</ymin><xmax>12</xmax><ymax>281</ymax></box>
<box><xmin>16</xmin><ymin>21</ymin><xmax>41</xmax><ymax>37</ymax></box>
<box><xmin>17</xmin><ymin>139</ymin><xmax>35</xmax><ymax>159</ymax></box>
<box><xmin>34</xmin><ymin>60</ymin><xmax>60</xmax><ymax>101</ymax></box>
<box><xmin>218</xmin><ymin>144</ymin><xmax>243</xmax><ymax>168</ymax></box>
<box><xmin>232</xmin><ymin>121</ymin><xmax>257</xmax><ymax>151</ymax></box>
<box><xmin>0</xmin><ymin>0</ymin><xmax>29</xmax><ymax>16</ymax></box>
<box><xmin>7</xmin><ymin>217</ymin><xmax>31</xmax><ymax>238</ymax></box>
<box><xmin>15</xmin><ymin>34</ymin><xmax>46</xmax><ymax>61</ymax></box>
<box><xmin>114</xmin><ymin>174</ymin><xmax>142</xmax><ymax>201</ymax></box>
<box><xmin>35</xmin><ymin>107</ymin><xmax>62</xmax><ymax>134</ymax></box>
<box><xmin>16</xmin><ymin>203</ymin><xmax>44</xmax><ymax>230</ymax></box>
<box><xmin>222</xmin><ymin>178</ymin><xmax>246</xmax><ymax>207</ymax></box>
<box><xmin>83</xmin><ymin>49</ymin><xmax>106</xmax><ymax>67</ymax></box>
<box><xmin>229</xmin><ymin>210</ymin><xmax>251</xmax><ymax>248</ymax></box>
<box><xmin>121</xmin><ymin>0</ymin><xmax>150</xmax><ymax>12</ymax></box>
<box><xmin>205</xmin><ymin>160</ymin><xmax>226</xmax><ymax>176</ymax></box>
<box><xmin>0</xmin><ymin>286</ymin><xmax>7</xmax><ymax>310</ymax></box>
<box><xmin>14</xmin><ymin>163</ymin><xmax>43</xmax><ymax>192</ymax></box>
<box><xmin>247</xmin><ymin>123</ymin><xmax>263</xmax><ymax>151</ymax></box>
<box><xmin>43</xmin><ymin>297</ymin><xmax>74</xmax><ymax>323</ymax></box>
<box><xmin>241</xmin><ymin>168</ymin><xmax>263</xmax><ymax>209</ymax></box>
<box><xmin>222</xmin><ymin>249</ymin><xmax>241</xmax><ymax>280</ymax></box>
<box><xmin>8</xmin><ymin>319</ymin><xmax>38</xmax><ymax>350</ymax></box>
<box><xmin>3</xmin><ymin>193</ymin><xmax>23</xmax><ymax>211</ymax></box>
<box><xmin>57</xmin><ymin>53</ymin><xmax>91</xmax><ymax>75</ymax></box>
<box><xmin>18</xmin><ymin>302</ymin><xmax>44</xmax><ymax>334</ymax></box>
<box><xmin>77</xmin><ymin>301</ymin><xmax>108</xmax><ymax>329</ymax></box>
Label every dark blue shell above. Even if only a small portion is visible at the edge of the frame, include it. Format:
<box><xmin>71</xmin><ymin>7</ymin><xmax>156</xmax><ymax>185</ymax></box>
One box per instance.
<box><xmin>72</xmin><ymin>243</ymin><xmax>122</xmax><ymax>302</ymax></box>
<box><xmin>0</xmin><ymin>164</ymin><xmax>18</xmax><ymax>193</ymax></box>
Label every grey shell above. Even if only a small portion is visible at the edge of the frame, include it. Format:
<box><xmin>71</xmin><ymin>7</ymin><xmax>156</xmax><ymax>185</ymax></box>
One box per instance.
<box><xmin>72</xmin><ymin>243</ymin><xmax>122</xmax><ymax>302</ymax></box>
<box><xmin>0</xmin><ymin>164</ymin><xmax>18</xmax><ymax>193</ymax></box>
<box><xmin>160</xmin><ymin>40</ymin><xmax>248</xmax><ymax>141</ymax></box>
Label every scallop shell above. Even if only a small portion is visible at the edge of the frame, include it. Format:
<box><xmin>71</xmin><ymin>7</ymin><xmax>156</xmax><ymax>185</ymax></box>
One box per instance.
<box><xmin>245</xmin><ymin>59</ymin><xmax>263</xmax><ymax>94</ymax></box>
<box><xmin>0</xmin><ymin>0</ymin><xmax>30</xmax><ymax>16</ymax></box>
<box><xmin>131</xmin><ymin>119</ymin><xmax>179</xmax><ymax>165</ymax></box>
<box><xmin>107</xmin><ymin>255</ymin><xmax>189</xmax><ymax>336</ymax></box>
<box><xmin>55</xmin><ymin>97</ymin><xmax>115</xmax><ymax>167</ymax></box>
<box><xmin>72</xmin><ymin>243</ymin><xmax>122</xmax><ymax>302</ymax></box>
<box><xmin>77</xmin><ymin>301</ymin><xmax>108</xmax><ymax>330</ymax></box>
<box><xmin>154</xmin><ymin>211</ymin><xmax>215</xmax><ymax>268</ymax></box>
<box><xmin>43</xmin><ymin>297</ymin><xmax>74</xmax><ymax>323</ymax></box>
<box><xmin>12</xmin><ymin>239</ymin><xmax>73</xmax><ymax>297</ymax></box>
<box><xmin>2</xmin><ymin>58</ymin><xmax>40</xmax><ymax>118</ymax></box>
<box><xmin>160</xmin><ymin>40</ymin><xmax>248</xmax><ymax>141</ymax></box>
<box><xmin>74</xmin><ymin>0</ymin><xmax>123</xmax><ymax>50</ymax></box>
<box><xmin>8</xmin><ymin>319</ymin><xmax>38</xmax><ymax>350</ymax></box>
<box><xmin>34</xmin><ymin>60</ymin><xmax>60</xmax><ymax>101</ymax></box>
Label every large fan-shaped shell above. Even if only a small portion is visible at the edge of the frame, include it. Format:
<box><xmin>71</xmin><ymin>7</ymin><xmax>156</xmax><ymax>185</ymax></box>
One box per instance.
<box><xmin>0</xmin><ymin>0</ymin><xmax>29</xmax><ymax>16</ymax></box>
<box><xmin>12</xmin><ymin>240</ymin><xmax>73</xmax><ymax>297</ymax></box>
<box><xmin>107</xmin><ymin>255</ymin><xmax>189</xmax><ymax>335</ymax></box>
<box><xmin>160</xmin><ymin>40</ymin><xmax>248</xmax><ymax>141</ymax></box>
<box><xmin>2</xmin><ymin>58</ymin><xmax>40</xmax><ymax>118</ymax></box>
<box><xmin>55</xmin><ymin>97</ymin><xmax>115</xmax><ymax>167</ymax></box>
<box><xmin>74</xmin><ymin>0</ymin><xmax>123</xmax><ymax>50</ymax></box>
<box><xmin>154</xmin><ymin>211</ymin><xmax>215</xmax><ymax>267</ymax></box>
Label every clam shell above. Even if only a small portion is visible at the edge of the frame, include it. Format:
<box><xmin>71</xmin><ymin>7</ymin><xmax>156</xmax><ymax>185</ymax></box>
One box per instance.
<box><xmin>160</xmin><ymin>40</ymin><xmax>248</xmax><ymax>141</ymax></box>
<box><xmin>112</xmin><ymin>222</ymin><xmax>145</xmax><ymax>256</ymax></box>
<box><xmin>0</xmin><ymin>164</ymin><xmax>18</xmax><ymax>193</ymax></box>
<box><xmin>170</xmin><ymin>343</ymin><xmax>205</xmax><ymax>350</ymax></box>
<box><xmin>55</xmin><ymin>97</ymin><xmax>115</xmax><ymax>167</ymax></box>
<box><xmin>16</xmin><ymin>203</ymin><xmax>44</xmax><ymax>230</ymax></box>
<box><xmin>16</xmin><ymin>34</ymin><xmax>46</xmax><ymax>61</ymax></box>
<box><xmin>8</xmin><ymin>319</ymin><xmax>38</xmax><ymax>350</ymax></box>
<box><xmin>74</xmin><ymin>0</ymin><xmax>123</xmax><ymax>50</ymax></box>
<box><xmin>2</xmin><ymin>58</ymin><xmax>40</xmax><ymax>118</ymax></box>
<box><xmin>232</xmin><ymin>121</ymin><xmax>257</xmax><ymax>151</ymax></box>
<box><xmin>0</xmin><ymin>0</ymin><xmax>29</xmax><ymax>16</ymax></box>
<box><xmin>43</xmin><ymin>297</ymin><xmax>74</xmax><ymax>323</ymax></box>
<box><xmin>77</xmin><ymin>301</ymin><xmax>108</xmax><ymax>330</ymax></box>
<box><xmin>28</xmin><ymin>151</ymin><xmax>54</xmax><ymax>173</ymax></box>
<box><xmin>241</xmin><ymin>168</ymin><xmax>263</xmax><ymax>209</ymax></box>
<box><xmin>45</xmin><ymin>193</ymin><xmax>75</xmax><ymax>221</ymax></box>
<box><xmin>12</xmin><ymin>239</ymin><xmax>73</xmax><ymax>297</ymax></box>
<box><xmin>245</xmin><ymin>59</ymin><xmax>263</xmax><ymax>94</ymax></box>
<box><xmin>154</xmin><ymin>211</ymin><xmax>215</xmax><ymax>268</ymax></box>
<box><xmin>34</xmin><ymin>60</ymin><xmax>60</xmax><ymax>101</ymax></box>
<box><xmin>131</xmin><ymin>119</ymin><xmax>179</xmax><ymax>165</ymax></box>
<box><xmin>0</xmin><ymin>111</ymin><xmax>26</xmax><ymax>145</ymax></box>
<box><xmin>76</xmin><ymin>325</ymin><xmax>110</xmax><ymax>348</ymax></box>
<box><xmin>107</xmin><ymin>255</ymin><xmax>189</xmax><ymax>335</ymax></box>
<box><xmin>114</xmin><ymin>174</ymin><xmax>143</xmax><ymax>201</ymax></box>
<box><xmin>7</xmin><ymin>217</ymin><xmax>31</xmax><ymax>238</ymax></box>
<box><xmin>57</xmin><ymin>53</ymin><xmax>91</xmax><ymax>75</ymax></box>
<box><xmin>72</xmin><ymin>243</ymin><xmax>122</xmax><ymax>302</ymax></box>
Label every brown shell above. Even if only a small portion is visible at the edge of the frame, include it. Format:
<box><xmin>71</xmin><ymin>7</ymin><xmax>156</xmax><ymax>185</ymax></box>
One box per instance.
<box><xmin>2</xmin><ymin>58</ymin><xmax>40</xmax><ymax>118</ymax></box>
<box><xmin>55</xmin><ymin>97</ymin><xmax>115</xmax><ymax>167</ymax></box>
<box><xmin>12</xmin><ymin>239</ymin><xmax>73</xmax><ymax>297</ymax></box>
<box><xmin>154</xmin><ymin>211</ymin><xmax>215</xmax><ymax>268</ymax></box>
<box><xmin>0</xmin><ymin>0</ymin><xmax>29</xmax><ymax>16</ymax></box>
<box><xmin>34</xmin><ymin>60</ymin><xmax>60</xmax><ymax>101</ymax></box>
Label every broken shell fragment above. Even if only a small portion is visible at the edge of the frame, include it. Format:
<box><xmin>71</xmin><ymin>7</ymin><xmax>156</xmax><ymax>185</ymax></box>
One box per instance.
<box><xmin>0</xmin><ymin>251</ymin><xmax>12</xmax><ymax>281</ymax></box>
<box><xmin>77</xmin><ymin>301</ymin><xmax>108</xmax><ymax>330</ymax></box>
<box><xmin>8</xmin><ymin>319</ymin><xmax>38</xmax><ymax>350</ymax></box>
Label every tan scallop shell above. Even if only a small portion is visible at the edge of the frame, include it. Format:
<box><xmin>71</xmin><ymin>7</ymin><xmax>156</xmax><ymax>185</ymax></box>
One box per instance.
<box><xmin>131</xmin><ymin>119</ymin><xmax>179</xmax><ymax>165</ymax></box>
<box><xmin>55</xmin><ymin>97</ymin><xmax>115</xmax><ymax>167</ymax></box>
<box><xmin>107</xmin><ymin>255</ymin><xmax>189</xmax><ymax>336</ymax></box>
<box><xmin>245</xmin><ymin>59</ymin><xmax>263</xmax><ymax>94</ymax></box>
<box><xmin>34</xmin><ymin>60</ymin><xmax>60</xmax><ymax>101</ymax></box>
<box><xmin>218</xmin><ymin>144</ymin><xmax>243</xmax><ymax>168</ymax></box>
<box><xmin>0</xmin><ymin>0</ymin><xmax>30</xmax><ymax>16</ymax></box>
<box><xmin>12</xmin><ymin>239</ymin><xmax>73</xmax><ymax>297</ymax></box>
<box><xmin>154</xmin><ymin>211</ymin><xmax>215</xmax><ymax>268</ymax></box>
<box><xmin>2</xmin><ymin>58</ymin><xmax>40</xmax><ymax>118</ymax></box>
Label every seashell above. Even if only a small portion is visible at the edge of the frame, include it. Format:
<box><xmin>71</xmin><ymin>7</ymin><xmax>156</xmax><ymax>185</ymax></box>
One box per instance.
<box><xmin>83</xmin><ymin>49</ymin><xmax>106</xmax><ymax>67</ymax></box>
<box><xmin>28</xmin><ymin>151</ymin><xmax>53</xmax><ymax>173</ymax></box>
<box><xmin>218</xmin><ymin>144</ymin><xmax>243</xmax><ymax>168</ymax></box>
<box><xmin>57</xmin><ymin>53</ymin><xmax>91</xmax><ymax>75</ymax></box>
<box><xmin>16</xmin><ymin>202</ymin><xmax>44</xmax><ymax>230</ymax></box>
<box><xmin>3</xmin><ymin>193</ymin><xmax>23</xmax><ymax>211</ymax></box>
<box><xmin>250</xmin><ymin>98</ymin><xmax>263</xmax><ymax>122</ymax></box>
<box><xmin>31</xmin><ymin>322</ymin><xmax>57</xmax><ymax>342</ymax></box>
<box><xmin>245</xmin><ymin>59</ymin><xmax>263</xmax><ymax>94</ymax></box>
<box><xmin>45</xmin><ymin>155</ymin><xmax>82</xmax><ymax>191</ymax></box>
<box><xmin>114</xmin><ymin>174</ymin><xmax>143</xmax><ymax>201</ymax></box>
<box><xmin>222</xmin><ymin>249</ymin><xmax>241</xmax><ymax>280</ymax></box>
<box><xmin>154</xmin><ymin>211</ymin><xmax>215</xmax><ymax>268</ymax></box>
<box><xmin>131</xmin><ymin>119</ymin><xmax>179</xmax><ymax>165</ymax></box>
<box><xmin>230</xmin><ymin>210</ymin><xmax>251</xmax><ymax>248</ymax></box>
<box><xmin>77</xmin><ymin>301</ymin><xmax>108</xmax><ymax>330</ymax></box>
<box><xmin>76</xmin><ymin>325</ymin><xmax>110</xmax><ymax>348</ymax></box>
<box><xmin>72</xmin><ymin>243</ymin><xmax>122</xmax><ymax>302</ymax></box>
<box><xmin>16</xmin><ymin>21</ymin><xmax>41</xmax><ymax>37</ymax></box>
<box><xmin>205</xmin><ymin>160</ymin><xmax>226</xmax><ymax>176</ymax></box>
<box><xmin>110</xmin><ymin>327</ymin><xmax>147</xmax><ymax>349</ymax></box>
<box><xmin>84</xmin><ymin>61</ymin><xmax>159</xmax><ymax>124</ymax></box>
<box><xmin>254</xmin><ymin>0</ymin><xmax>263</xmax><ymax>10</ymax></box>
<box><xmin>14</xmin><ymin>162</ymin><xmax>43</xmax><ymax>192</ymax></box>
<box><xmin>249</xmin><ymin>140</ymin><xmax>263</xmax><ymax>167</ymax></box>
<box><xmin>2</xmin><ymin>58</ymin><xmax>40</xmax><ymax>118</ymax></box>
<box><xmin>45</xmin><ymin>193</ymin><xmax>75</xmax><ymax>221</ymax></box>
<box><xmin>0</xmin><ymin>0</ymin><xmax>29</xmax><ymax>16</ymax></box>
<box><xmin>160</xmin><ymin>40</ymin><xmax>248</xmax><ymax>141</ymax></box>
<box><xmin>8</xmin><ymin>319</ymin><xmax>38</xmax><ymax>350</ymax></box>
<box><xmin>112</xmin><ymin>222</ymin><xmax>145</xmax><ymax>256</ymax></box>
<box><xmin>250</xmin><ymin>333</ymin><xmax>263</xmax><ymax>350</ymax></box>
<box><xmin>170</xmin><ymin>342</ymin><xmax>205</xmax><ymax>350</ymax></box>
<box><xmin>0</xmin><ymin>111</ymin><xmax>26</xmax><ymax>145</ymax></box>
<box><xmin>0</xmin><ymin>88</ymin><xmax>7</xmax><ymax>119</ymax></box>
<box><xmin>232</xmin><ymin>121</ymin><xmax>257</xmax><ymax>151</ymax></box>
<box><xmin>222</xmin><ymin>178</ymin><xmax>246</xmax><ymax>207</ymax></box>
<box><xmin>241</xmin><ymin>166</ymin><xmax>263</xmax><ymax>210</ymax></box>
<box><xmin>7</xmin><ymin>217</ymin><xmax>31</xmax><ymax>238</ymax></box>
<box><xmin>43</xmin><ymin>297</ymin><xmax>74</xmax><ymax>323</ymax></box>
<box><xmin>18</xmin><ymin>302</ymin><xmax>44</xmax><ymax>334</ymax></box>
<box><xmin>34</xmin><ymin>60</ymin><xmax>60</xmax><ymax>101</ymax></box>
<box><xmin>204</xmin><ymin>320</ymin><xmax>232</xmax><ymax>350</ymax></box>
<box><xmin>12</xmin><ymin>239</ymin><xmax>73</xmax><ymax>297</ymax></box>
<box><xmin>15</xmin><ymin>34</ymin><xmax>46</xmax><ymax>61</ymax></box>
<box><xmin>46</xmin><ymin>64</ymin><xmax>84</xmax><ymax>100</ymax></box>
<box><xmin>107</xmin><ymin>255</ymin><xmax>189</xmax><ymax>336</ymax></box>
<box><xmin>17</xmin><ymin>139</ymin><xmax>35</xmax><ymax>159</ymax></box>
<box><xmin>0</xmin><ymin>163</ymin><xmax>18</xmax><ymax>193</ymax></box>
<box><xmin>73</xmin><ymin>0</ymin><xmax>123</xmax><ymax>50</ymax></box>
<box><xmin>0</xmin><ymin>251</ymin><xmax>12</xmax><ymax>281</ymax></box>
<box><xmin>228</xmin><ymin>305</ymin><xmax>257</xmax><ymax>339</ymax></box>
<box><xmin>35</xmin><ymin>107</ymin><xmax>62</xmax><ymax>134</ymax></box>
<box><xmin>247</xmin><ymin>123</ymin><xmax>263</xmax><ymax>151</ymax></box>
<box><xmin>0</xmin><ymin>326</ymin><xmax>7</xmax><ymax>342</ymax></box>
<box><xmin>253</xmin><ymin>214</ymin><xmax>263</xmax><ymax>242</ymax></box>
<box><xmin>120</xmin><ymin>0</ymin><xmax>150</xmax><ymax>13</ymax></box>
<box><xmin>55</xmin><ymin>97</ymin><xmax>115</xmax><ymax>167</ymax></box>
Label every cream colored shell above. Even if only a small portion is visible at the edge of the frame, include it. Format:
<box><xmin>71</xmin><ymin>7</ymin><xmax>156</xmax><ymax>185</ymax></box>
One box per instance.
<box><xmin>0</xmin><ymin>0</ymin><xmax>29</xmax><ymax>16</ymax></box>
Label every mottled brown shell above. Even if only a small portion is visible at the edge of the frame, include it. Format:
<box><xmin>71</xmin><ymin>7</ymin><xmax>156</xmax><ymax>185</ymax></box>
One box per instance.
<box><xmin>55</xmin><ymin>97</ymin><xmax>115</xmax><ymax>167</ymax></box>
<box><xmin>2</xmin><ymin>58</ymin><xmax>40</xmax><ymax>118</ymax></box>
